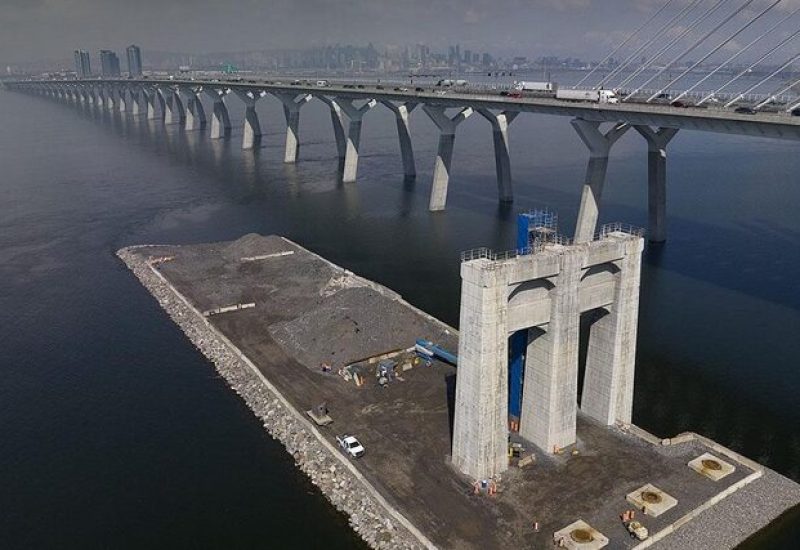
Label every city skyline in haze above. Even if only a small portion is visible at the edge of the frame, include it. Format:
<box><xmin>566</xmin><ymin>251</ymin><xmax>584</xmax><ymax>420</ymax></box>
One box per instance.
<box><xmin>3</xmin><ymin>0</ymin><xmax>800</xmax><ymax>68</ymax></box>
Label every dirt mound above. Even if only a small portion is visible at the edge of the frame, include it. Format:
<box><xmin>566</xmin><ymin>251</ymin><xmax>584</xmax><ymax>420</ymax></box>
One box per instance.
<box><xmin>269</xmin><ymin>287</ymin><xmax>437</xmax><ymax>370</ymax></box>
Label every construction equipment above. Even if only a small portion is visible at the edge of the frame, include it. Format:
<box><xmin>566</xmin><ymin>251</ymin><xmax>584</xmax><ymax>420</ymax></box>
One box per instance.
<box><xmin>626</xmin><ymin>520</ymin><xmax>649</xmax><ymax>541</ymax></box>
<box><xmin>306</xmin><ymin>402</ymin><xmax>333</xmax><ymax>426</ymax></box>
<box><xmin>415</xmin><ymin>339</ymin><xmax>458</xmax><ymax>366</ymax></box>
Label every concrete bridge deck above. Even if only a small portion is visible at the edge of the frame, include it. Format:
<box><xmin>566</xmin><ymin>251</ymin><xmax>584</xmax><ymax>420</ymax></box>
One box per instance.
<box><xmin>13</xmin><ymin>77</ymin><xmax>800</xmax><ymax>139</ymax></box>
<box><xmin>6</xmin><ymin>77</ymin><xmax>799</xmax><ymax>245</ymax></box>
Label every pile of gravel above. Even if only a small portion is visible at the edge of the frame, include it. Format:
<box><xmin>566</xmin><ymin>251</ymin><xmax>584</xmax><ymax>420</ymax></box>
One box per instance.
<box><xmin>269</xmin><ymin>286</ymin><xmax>445</xmax><ymax>370</ymax></box>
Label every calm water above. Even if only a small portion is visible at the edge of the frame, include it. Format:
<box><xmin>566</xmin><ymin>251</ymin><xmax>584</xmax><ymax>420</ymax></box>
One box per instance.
<box><xmin>1</xmin><ymin>80</ymin><xmax>798</xmax><ymax>548</ymax></box>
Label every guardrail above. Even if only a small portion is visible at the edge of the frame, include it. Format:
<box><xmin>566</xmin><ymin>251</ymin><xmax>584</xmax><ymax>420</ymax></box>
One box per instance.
<box><xmin>461</xmin><ymin>225</ymin><xmax>641</xmax><ymax>263</ymax></box>
<box><xmin>460</xmin><ymin>247</ymin><xmax>525</xmax><ymax>263</ymax></box>
<box><xmin>596</xmin><ymin>223</ymin><xmax>645</xmax><ymax>239</ymax></box>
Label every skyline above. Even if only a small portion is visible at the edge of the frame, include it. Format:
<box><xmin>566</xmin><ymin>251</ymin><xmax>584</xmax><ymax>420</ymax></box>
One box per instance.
<box><xmin>3</xmin><ymin>0</ymin><xmax>800</xmax><ymax>67</ymax></box>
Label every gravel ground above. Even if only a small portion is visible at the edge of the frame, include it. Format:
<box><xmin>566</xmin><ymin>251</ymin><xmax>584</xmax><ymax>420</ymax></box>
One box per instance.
<box><xmin>270</xmin><ymin>286</ymin><xmax>453</xmax><ymax>371</ymax></box>
<box><xmin>118</xmin><ymin>245</ymin><xmax>430</xmax><ymax>550</ymax></box>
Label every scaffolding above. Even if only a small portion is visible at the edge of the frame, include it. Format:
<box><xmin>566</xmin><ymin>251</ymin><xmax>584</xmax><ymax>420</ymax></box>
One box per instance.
<box><xmin>517</xmin><ymin>209</ymin><xmax>568</xmax><ymax>254</ymax></box>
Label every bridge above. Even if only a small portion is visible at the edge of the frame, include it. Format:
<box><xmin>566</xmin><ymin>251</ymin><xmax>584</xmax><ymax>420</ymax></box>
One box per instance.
<box><xmin>5</xmin><ymin>77</ymin><xmax>800</xmax><ymax>243</ymax></box>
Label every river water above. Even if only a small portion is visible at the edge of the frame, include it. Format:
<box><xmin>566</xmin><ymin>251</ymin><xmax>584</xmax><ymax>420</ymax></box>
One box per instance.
<box><xmin>0</xmin><ymin>79</ymin><xmax>798</xmax><ymax>547</ymax></box>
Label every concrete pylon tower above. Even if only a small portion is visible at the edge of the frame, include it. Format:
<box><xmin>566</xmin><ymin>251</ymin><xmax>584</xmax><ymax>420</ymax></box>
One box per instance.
<box><xmin>452</xmin><ymin>223</ymin><xmax>644</xmax><ymax>480</ymax></box>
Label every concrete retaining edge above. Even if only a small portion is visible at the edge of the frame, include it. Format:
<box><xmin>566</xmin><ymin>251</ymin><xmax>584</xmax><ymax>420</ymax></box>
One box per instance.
<box><xmin>118</xmin><ymin>245</ymin><xmax>437</xmax><ymax>550</ymax></box>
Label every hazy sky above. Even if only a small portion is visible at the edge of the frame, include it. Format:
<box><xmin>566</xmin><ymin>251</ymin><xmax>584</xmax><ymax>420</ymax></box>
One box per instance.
<box><xmin>1</xmin><ymin>0</ymin><xmax>798</xmax><ymax>64</ymax></box>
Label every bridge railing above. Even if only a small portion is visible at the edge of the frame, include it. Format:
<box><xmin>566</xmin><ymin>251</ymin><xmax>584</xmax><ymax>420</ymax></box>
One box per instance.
<box><xmin>460</xmin><ymin>247</ymin><xmax>522</xmax><ymax>263</ymax></box>
<box><xmin>460</xmin><ymin>234</ymin><xmax>574</xmax><ymax>263</ymax></box>
<box><xmin>596</xmin><ymin>223</ymin><xmax>645</xmax><ymax>240</ymax></box>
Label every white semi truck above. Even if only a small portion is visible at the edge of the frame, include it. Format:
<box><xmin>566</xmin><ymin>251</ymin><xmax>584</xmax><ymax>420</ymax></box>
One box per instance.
<box><xmin>436</xmin><ymin>79</ymin><xmax>468</xmax><ymax>87</ymax></box>
<box><xmin>555</xmin><ymin>88</ymin><xmax>619</xmax><ymax>104</ymax></box>
<box><xmin>514</xmin><ymin>81</ymin><xmax>555</xmax><ymax>92</ymax></box>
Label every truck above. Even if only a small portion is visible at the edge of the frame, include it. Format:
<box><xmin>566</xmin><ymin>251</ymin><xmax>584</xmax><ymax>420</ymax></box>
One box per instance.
<box><xmin>555</xmin><ymin>88</ymin><xmax>618</xmax><ymax>104</ymax></box>
<box><xmin>436</xmin><ymin>79</ymin><xmax>468</xmax><ymax>87</ymax></box>
<box><xmin>336</xmin><ymin>435</ymin><xmax>365</xmax><ymax>458</ymax></box>
<box><xmin>513</xmin><ymin>81</ymin><xmax>555</xmax><ymax>92</ymax></box>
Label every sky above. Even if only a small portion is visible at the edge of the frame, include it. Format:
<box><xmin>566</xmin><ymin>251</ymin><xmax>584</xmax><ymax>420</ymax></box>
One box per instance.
<box><xmin>1</xmin><ymin>0</ymin><xmax>798</xmax><ymax>65</ymax></box>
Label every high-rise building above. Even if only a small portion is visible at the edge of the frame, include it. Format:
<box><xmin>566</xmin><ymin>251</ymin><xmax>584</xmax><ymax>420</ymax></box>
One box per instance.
<box><xmin>99</xmin><ymin>50</ymin><xmax>121</xmax><ymax>77</ymax></box>
<box><xmin>73</xmin><ymin>49</ymin><xmax>91</xmax><ymax>79</ymax></box>
<box><xmin>126</xmin><ymin>45</ymin><xmax>142</xmax><ymax>77</ymax></box>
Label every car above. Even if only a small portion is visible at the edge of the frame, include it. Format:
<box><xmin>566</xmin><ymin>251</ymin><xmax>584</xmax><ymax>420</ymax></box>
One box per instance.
<box><xmin>376</xmin><ymin>85</ymin><xmax>384</xmax><ymax>90</ymax></box>
<box><xmin>734</xmin><ymin>106</ymin><xmax>756</xmax><ymax>115</ymax></box>
<box><xmin>500</xmin><ymin>90</ymin><xmax>509</xmax><ymax>96</ymax></box>
<box><xmin>435</xmin><ymin>90</ymin><xmax>448</xmax><ymax>95</ymax></box>
<box><xmin>670</xmin><ymin>101</ymin><xmax>687</xmax><ymax>108</ymax></box>
<box><xmin>792</xmin><ymin>108</ymin><xmax>800</xmax><ymax>117</ymax></box>
<box><xmin>415</xmin><ymin>87</ymin><xmax>425</xmax><ymax>92</ymax></box>
<box><xmin>343</xmin><ymin>84</ymin><xmax>355</xmax><ymax>89</ymax></box>
<box><xmin>336</xmin><ymin>435</ymin><xmax>365</xmax><ymax>458</ymax></box>
<box><xmin>508</xmin><ymin>91</ymin><xmax>523</xmax><ymax>99</ymax></box>
<box><xmin>394</xmin><ymin>86</ymin><xmax>408</xmax><ymax>92</ymax></box>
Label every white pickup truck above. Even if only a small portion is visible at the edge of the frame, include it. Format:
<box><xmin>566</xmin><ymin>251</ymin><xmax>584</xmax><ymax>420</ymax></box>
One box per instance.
<box><xmin>336</xmin><ymin>435</ymin><xmax>365</xmax><ymax>458</ymax></box>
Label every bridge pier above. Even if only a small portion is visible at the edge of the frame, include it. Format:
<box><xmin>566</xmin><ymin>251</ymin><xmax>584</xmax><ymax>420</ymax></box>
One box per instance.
<box><xmin>518</xmin><ymin>249</ymin><xmax>582</xmax><ymax>452</ymax></box>
<box><xmin>235</xmin><ymin>90</ymin><xmax>264</xmax><ymax>150</ymax></box>
<box><xmin>572</xmin><ymin>120</ymin><xmax>630</xmax><ymax>243</ymax></box>
<box><xmin>477</xmin><ymin>109</ymin><xmax>518</xmax><ymax>203</ymax></box>
<box><xmin>162</xmin><ymin>89</ymin><xmax>186</xmax><ymax>125</ymax></box>
<box><xmin>633</xmin><ymin>126</ymin><xmax>679</xmax><ymax>243</ymax></box>
<box><xmin>423</xmin><ymin>105</ymin><xmax>473</xmax><ymax>211</ymax></box>
<box><xmin>334</xmin><ymin>99</ymin><xmax>377</xmax><ymax>182</ymax></box>
<box><xmin>181</xmin><ymin>89</ymin><xmax>206</xmax><ymax>131</ymax></box>
<box><xmin>117</xmin><ymin>87</ymin><xmax>128</xmax><ymax>113</ymax></box>
<box><xmin>275</xmin><ymin>93</ymin><xmax>312</xmax><ymax>163</ymax></box>
<box><xmin>104</xmin><ymin>87</ymin><xmax>116</xmax><ymax>110</ymax></box>
<box><xmin>142</xmin><ymin>88</ymin><xmax>159</xmax><ymax>120</ymax></box>
<box><xmin>203</xmin><ymin>88</ymin><xmax>231</xmax><ymax>139</ymax></box>
<box><xmin>381</xmin><ymin>100</ymin><xmax>418</xmax><ymax>180</ymax></box>
<box><xmin>130</xmin><ymin>88</ymin><xmax>142</xmax><ymax>116</ymax></box>
<box><xmin>317</xmin><ymin>96</ymin><xmax>347</xmax><ymax>160</ymax></box>
<box><xmin>581</xmin><ymin>237</ymin><xmax>644</xmax><ymax>426</ymax></box>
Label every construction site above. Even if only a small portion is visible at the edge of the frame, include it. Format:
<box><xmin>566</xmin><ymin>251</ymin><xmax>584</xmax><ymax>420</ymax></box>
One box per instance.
<box><xmin>119</xmin><ymin>216</ymin><xmax>800</xmax><ymax>549</ymax></box>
